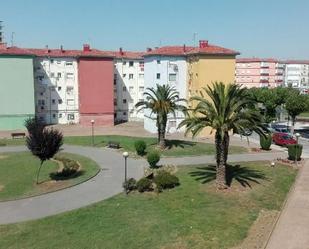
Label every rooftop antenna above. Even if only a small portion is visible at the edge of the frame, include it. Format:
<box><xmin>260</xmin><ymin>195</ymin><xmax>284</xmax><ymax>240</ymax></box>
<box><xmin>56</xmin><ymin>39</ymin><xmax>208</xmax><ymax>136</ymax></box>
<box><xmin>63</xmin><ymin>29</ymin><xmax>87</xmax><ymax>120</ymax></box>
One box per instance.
<box><xmin>0</xmin><ymin>21</ymin><xmax>3</xmax><ymax>44</ymax></box>
<box><xmin>10</xmin><ymin>32</ymin><xmax>15</xmax><ymax>47</ymax></box>
<box><xmin>193</xmin><ymin>32</ymin><xmax>198</xmax><ymax>46</ymax></box>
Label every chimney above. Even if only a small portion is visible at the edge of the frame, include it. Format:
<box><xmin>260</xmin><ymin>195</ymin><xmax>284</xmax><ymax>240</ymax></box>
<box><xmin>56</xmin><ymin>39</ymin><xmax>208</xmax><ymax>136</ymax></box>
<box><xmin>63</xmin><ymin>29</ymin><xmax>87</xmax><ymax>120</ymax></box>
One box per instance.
<box><xmin>119</xmin><ymin>47</ymin><xmax>124</xmax><ymax>55</ymax></box>
<box><xmin>183</xmin><ymin>44</ymin><xmax>186</xmax><ymax>52</ymax></box>
<box><xmin>146</xmin><ymin>47</ymin><xmax>152</xmax><ymax>52</ymax></box>
<box><xmin>199</xmin><ymin>40</ymin><xmax>208</xmax><ymax>48</ymax></box>
<box><xmin>83</xmin><ymin>44</ymin><xmax>91</xmax><ymax>52</ymax></box>
<box><xmin>60</xmin><ymin>45</ymin><xmax>64</xmax><ymax>52</ymax></box>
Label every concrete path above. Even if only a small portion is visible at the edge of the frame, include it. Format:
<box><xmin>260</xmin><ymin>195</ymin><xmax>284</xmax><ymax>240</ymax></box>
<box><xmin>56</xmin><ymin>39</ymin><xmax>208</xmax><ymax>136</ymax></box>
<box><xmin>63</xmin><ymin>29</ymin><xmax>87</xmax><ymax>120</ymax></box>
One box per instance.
<box><xmin>266</xmin><ymin>160</ymin><xmax>309</xmax><ymax>249</ymax></box>
<box><xmin>0</xmin><ymin>145</ymin><xmax>286</xmax><ymax>224</ymax></box>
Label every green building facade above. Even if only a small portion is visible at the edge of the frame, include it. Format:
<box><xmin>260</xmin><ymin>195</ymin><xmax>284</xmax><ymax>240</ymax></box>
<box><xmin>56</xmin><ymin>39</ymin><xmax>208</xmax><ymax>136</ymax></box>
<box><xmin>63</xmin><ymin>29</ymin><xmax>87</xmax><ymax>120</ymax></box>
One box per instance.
<box><xmin>0</xmin><ymin>55</ymin><xmax>35</xmax><ymax>130</ymax></box>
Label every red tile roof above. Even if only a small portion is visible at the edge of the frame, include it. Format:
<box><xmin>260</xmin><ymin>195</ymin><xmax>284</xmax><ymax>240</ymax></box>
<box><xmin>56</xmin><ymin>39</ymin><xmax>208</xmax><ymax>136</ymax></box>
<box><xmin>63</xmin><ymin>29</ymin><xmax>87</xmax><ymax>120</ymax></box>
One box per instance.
<box><xmin>144</xmin><ymin>44</ymin><xmax>239</xmax><ymax>57</ymax></box>
<box><xmin>27</xmin><ymin>48</ymin><xmax>114</xmax><ymax>58</ymax></box>
<box><xmin>107</xmin><ymin>50</ymin><xmax>144</xmax><ymax>59</ymax></box>
<box><xmin>236</xmin><ymin>58</ymin><xmax>278</xmax><ymax>63</ymax></box>
<box><xmin>0</xmin><ymin>46</ymin><xmax>35</xmax><ymax>56</ymax></box>
<box><xmin>283</xmin><ymin>60</ymin><xmax>309</xmax><ymax>65</ymax></box>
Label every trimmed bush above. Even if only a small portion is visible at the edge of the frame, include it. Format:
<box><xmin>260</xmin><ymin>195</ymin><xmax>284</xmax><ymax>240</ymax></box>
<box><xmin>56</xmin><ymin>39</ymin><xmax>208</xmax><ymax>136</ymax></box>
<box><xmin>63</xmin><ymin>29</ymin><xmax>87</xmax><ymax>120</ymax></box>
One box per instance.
<box><xmin>287</xmin><ymin>144</ymin><xmax>303</xmax><ymax>161</ymax></box>
<box><xmin>136</xmin><ymin>177</ymin><xmax>152</xmax><ymax>192</ymax></box>
<box><xmin>134</xmin><ymin>140</ymin><xmax>147</xmax><ymax>156</ymax></box>
<box><xmin>147</xmin><ymin>151</ymin><xmax>160</xmax><ymax>168</ymax></box>
<box><xmin>260</xmin><ymin>133</ymin><xmax>272</xmax><ymax>150</ymax></box>
<box><xmin>52</xmin><ymin>156</ymin><xmax>79</xmax><ymax>178</ymax></box>
<box><xmin>123</xmin><ymin>178</ymin><xmax>137</xmax><ymax>192</ymax></box>
<box><xmin>154</xmin><ymin>170</ymin><xmax>180</xmax><ymax>192</ymax></box>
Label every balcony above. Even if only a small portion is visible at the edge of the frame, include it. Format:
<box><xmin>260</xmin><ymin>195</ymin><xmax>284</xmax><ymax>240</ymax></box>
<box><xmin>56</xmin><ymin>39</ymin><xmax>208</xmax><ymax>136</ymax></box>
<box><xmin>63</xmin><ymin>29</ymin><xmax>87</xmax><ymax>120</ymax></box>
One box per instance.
<box><xmin>260</xmin><ymin>62</ymin><xmax>269</xmax><ymax>68</ymax></box>
<box><xmin>260</xmin><ymin>79</ymin><xmax>269</xmax><ymax>83</ymax></box>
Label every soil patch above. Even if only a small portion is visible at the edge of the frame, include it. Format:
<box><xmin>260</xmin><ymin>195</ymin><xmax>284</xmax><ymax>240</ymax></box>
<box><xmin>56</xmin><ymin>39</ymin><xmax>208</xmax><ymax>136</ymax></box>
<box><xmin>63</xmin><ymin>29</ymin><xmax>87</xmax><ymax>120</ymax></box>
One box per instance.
<box><xmin>231</xmin><ymin>209</ymin><xmax>279</xmax><ymax>249</ymax></box>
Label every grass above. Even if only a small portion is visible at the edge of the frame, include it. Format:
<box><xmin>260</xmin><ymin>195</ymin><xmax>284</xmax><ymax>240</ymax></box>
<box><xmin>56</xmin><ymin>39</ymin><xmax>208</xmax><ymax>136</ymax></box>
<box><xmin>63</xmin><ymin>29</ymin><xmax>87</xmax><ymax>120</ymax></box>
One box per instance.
<box><xmin>64</xmin><ymin>135</ymin><xmax>247</xmax><ymax>157</ymax></box>
<box><xmin>299</xmin><ymin>112</ymin><xmax>309</xmax><ymax>118</ymax></box>
<box><xmin>0</xmin><ymin>161</ymin><xmax>297</xmax><ymax>249</ymax></box>
<box><xmin>0</xmin><ymin>152</ymin><xmax>100</xmax><ymax>201</ymax></box>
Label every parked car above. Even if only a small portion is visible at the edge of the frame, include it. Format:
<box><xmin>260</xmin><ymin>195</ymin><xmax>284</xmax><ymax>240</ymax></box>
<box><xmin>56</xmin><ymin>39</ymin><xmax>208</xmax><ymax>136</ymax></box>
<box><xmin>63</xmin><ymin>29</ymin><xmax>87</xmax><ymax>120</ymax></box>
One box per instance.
<box><xmin>272</xmin><ymin>132</ymin><xmax>297</xmax><ymax>146</ymax></box>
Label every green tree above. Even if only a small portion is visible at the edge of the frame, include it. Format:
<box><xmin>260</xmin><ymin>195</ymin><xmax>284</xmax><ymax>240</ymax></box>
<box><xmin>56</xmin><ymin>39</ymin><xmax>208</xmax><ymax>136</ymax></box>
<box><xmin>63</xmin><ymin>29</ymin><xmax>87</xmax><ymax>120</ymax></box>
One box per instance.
<box><xmin>285</xmin><ymin>92</ymin><xmax>309</xmax><ymax>133</ymax></box>
<box><xmin>179</xmin><ymin>82</ymin><xmax>265</xmax><ymax>189</ymax></box>
<box><xmin>25</xmin><ymin>118</ymin><xmax>63</xmax><ymax>184</ymax></box>
<box><xmin>135</xmin><ymin>84</ymin><xmax>187</xmax><ymax>149</ymax></box>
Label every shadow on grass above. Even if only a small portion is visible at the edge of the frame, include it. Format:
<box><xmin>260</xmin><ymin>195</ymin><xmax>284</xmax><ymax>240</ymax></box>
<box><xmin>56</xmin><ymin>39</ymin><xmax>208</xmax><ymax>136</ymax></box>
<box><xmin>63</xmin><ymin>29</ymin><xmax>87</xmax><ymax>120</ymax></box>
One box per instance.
<box><xmin>49</xmin><ymin>170</ymin><xmax>86</xmax><ymax>181</ymax></box>
<box><xmin>190</xmin><ymin>164</ymin><xmax>267</xmax><ymax>188</ymax></box>
<box><xmin>150</xmin><ymin>139</ymin><xmax>196</xmax><ymax>149</ymax></box>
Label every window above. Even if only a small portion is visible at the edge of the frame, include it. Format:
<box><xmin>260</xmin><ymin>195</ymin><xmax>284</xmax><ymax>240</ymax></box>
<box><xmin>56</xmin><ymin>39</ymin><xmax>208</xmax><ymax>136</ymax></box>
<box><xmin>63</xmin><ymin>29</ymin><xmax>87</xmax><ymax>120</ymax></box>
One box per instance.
<box><xmin>123</xmin><ymin>86</ymin><xmax>127</xmax><ymax>92</ymax></box>
<box><xmin>52</xmin><ymin>114</ymin><xmax>56</xmax><ymax>118</ymax></box>
<box><xmin>66</xmin><ymin>86</ymin><xmax>74</xmax><ymax>95</ymax></box>
<box><xmin>123</xmin><ymin>61</ymin><xmax>126</xmax><ymax>65</ymax></box>
<box><xmin>168</xmin><ymin>120</ymin><xmax>177</xmax><ymax>128</ymax></box>
<box><xmin>40</xmin><ymin>92</ymin><xmax>44</xmax><ymax>96</ymax></box>
<box><xmin>139</xmin><ymin>73</ymin><xmax>144</xmax><ymax>79</ymax></box>
<box><xmin>38</xmin><ymin>99</ymin><xmax>45</xmax><ymax>105</ymax></box>
<box><xmin>52</xmin><ymin>99</ymin><xmax>56</xmax><ymax>104</ymax></box>
<box><xmin>56</xmin><ymin>61</ymin><xmax>61</xmax><ymax>65</ymax></box>
<box><xmin>157</xmin><ymin>60</ymin><xmax>161</xmax><ymax>64</ymax></box>
<box><xmin>129</xmin><ymin>86</ymin><xmax>134</xmax><ymax>93</ymax></box>
<box><xmin>58</xmin><ymin>86</ymin><xmax>62</xmax><ymax>91</ymax></box>
<box><xmin>129</xmin><ymin>74</ymin><xmax>134</xmax><ymax>79</ymax></box>
<box><xmin>58</xmin><ymin>99</ymin><xmax>63</xmax><ymax>104</ymax></box>
<box><xmin>114</xmin><ymin>79</ymin><xmax>117</xmax><ymax>85</ymax></box>
<box><xmin>67</xmin><ymin>99</ymin><xmax>74</xmax><ymax>106</ymax></box>
<box><xmin>67</xmin><ymin>114</ymin><xmax>75</xmax><ymax>120</ymax></box>
<box><xmin>66</xmin><ymin>73</ymin><xmax>74</xmax><ymax>79</ymax></box>
<box><xmin>65</xmin><ymin>61</ymin><xmax>73</xmax><ymax>66</ymax></box>
<box><xmin>123</xmin><ymin>99</ymin><xmax>127</xmax><ymax>104</ymax></box>
<box><xmin>114</xmin><ymin>99</ymin><xmax>117</xmax><ymax>105</ymax></box>
<box><xmin>50</xmin><ymin>72</ymin><xmax>55</xmax><ymax>78</ymax></box>
<box><xmin>139</xmin><ymin>61</ymin><xmax>144</xmax><ymax>67</ymax></box>
<box><xmin>139</xmin><ymin>86</ymin><xmax>144</xmax><ymax>92</ymax></box>
<box><xmin>123</xmin><ymin>74</ymin><xmax>126</xmax><ymax>78</ymax></box>
<box><xmin>169</xmin><ymin>73</ymin><xmax>176</xmax><ymax>81</ymax></box>
<box><xmin>50</xmin><ymin>59</ymin><xmax>54</xmax><ymax>64</ymax></box>
<box><xmin>123</xmin><ymin>112</ymin><xmax>127</xmax><ymax>116</ymax></box>
<box><xmin>59</xmin><ymin>113</ymin><xmax>63</xmax><ymax>118</ymax></box>
<box><xmin>129</xmin><ymin>61</ymin><xmax>134</xmax><ymax>67</ymax></box>
<box><xmin>156</xmin><ymin>73</ymin><xmax>160</xmax><ymax>79</ymax></box>
<box><xmin>129</xmin><ymin>99</ymin><xmax>134</xmax><ymax>103</ymax></box>
<box><xmin>57</xmin><ymin>72</ymin><xmax>62</xmax><ymax>78</ymax></box>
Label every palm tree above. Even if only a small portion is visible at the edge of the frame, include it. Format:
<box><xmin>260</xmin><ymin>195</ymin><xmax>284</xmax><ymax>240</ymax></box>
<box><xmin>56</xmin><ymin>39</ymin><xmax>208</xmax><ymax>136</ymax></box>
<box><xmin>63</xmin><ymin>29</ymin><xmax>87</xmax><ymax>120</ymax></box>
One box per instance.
<box><xmin>179</xmin><ymin>82</ymin><xmax>265</xmax><ymax>189</ymax></box>
<box><xmin>136</xmin><ymin>84</ymin><xmax>187</xmax><ymax>149</ymax></box>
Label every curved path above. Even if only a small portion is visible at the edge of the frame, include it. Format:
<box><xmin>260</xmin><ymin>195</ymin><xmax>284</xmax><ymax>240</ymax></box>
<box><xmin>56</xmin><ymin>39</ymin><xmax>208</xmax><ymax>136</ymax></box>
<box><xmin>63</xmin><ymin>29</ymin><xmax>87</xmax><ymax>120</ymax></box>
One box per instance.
<box><xmin>0</xmin><ymin>145</ymin><xmax>286</xmax><ymax>224</ymax></box>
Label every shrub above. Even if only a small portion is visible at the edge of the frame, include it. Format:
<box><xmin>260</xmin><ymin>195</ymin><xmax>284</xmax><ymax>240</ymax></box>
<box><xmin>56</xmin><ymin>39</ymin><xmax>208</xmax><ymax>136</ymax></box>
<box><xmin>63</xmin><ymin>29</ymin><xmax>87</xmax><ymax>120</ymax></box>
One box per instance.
<box><xmin>154</xmin><ymin>170</ymin><xmax>180</xmax><ymax>192</ymax></box>
<box><xmin>134</xmin><ymin>140</ymin><xmax>147</xmax><ymax>156</ymax></box>
<box><xmin>0</xmin><ymin>139</ymin><xmax>6</xmax><ymax>146</ymax></box>
<box><xmin>136</xmin><ymin>177</ymin><xmax>152</xmax><ymax>192</ymax></box>
<box><xmin>147</xmin><ymin>151</ymin><xmax>160</xmax><ymax>168</ymax></box>
<box><xmin>287</xmin><ymin>144</ymin><xmax>303</xmax><ymax>161</ymax></box>
<box><xmin>52</xmin><ymin>156</ymin><xmax>79</xmax><ymax>178</ymax></box>
<box><xmin>123</xmin><ymin>178</ymin><xmax>137</xmax><ymax>192</ymax></box>
<box><xmin>260</xmin><ymin>133</ymin><xmax>272</xmax><ymax>150</ymax></box>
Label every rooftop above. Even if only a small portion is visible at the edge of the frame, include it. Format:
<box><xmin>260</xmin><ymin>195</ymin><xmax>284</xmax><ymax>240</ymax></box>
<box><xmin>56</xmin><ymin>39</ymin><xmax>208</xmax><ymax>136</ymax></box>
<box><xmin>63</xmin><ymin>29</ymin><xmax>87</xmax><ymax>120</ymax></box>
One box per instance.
<box><xmin>236</xmin><ymin>58</ymin><xmax>278</xmax><ymax>63</ymax></box>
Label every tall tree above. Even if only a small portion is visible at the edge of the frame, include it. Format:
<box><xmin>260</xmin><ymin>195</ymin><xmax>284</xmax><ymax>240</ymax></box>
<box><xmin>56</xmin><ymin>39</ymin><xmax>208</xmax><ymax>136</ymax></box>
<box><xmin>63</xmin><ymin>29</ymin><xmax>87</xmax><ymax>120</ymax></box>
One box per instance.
<box><xmin>285</xmin><ymin>92</ymin><xmax>309</xmax><ymax>133</ymax></box>
<box><xmin>25</xmin><ymin>118</ymin><xmax>63</xmax><ymax>184</ymax></box>
<box><xmin>135</xmin><ymin>84</ymin><xmax>187</xmax><ymax>149</ymax></box>
<box><xmin>179</xmin><ymin>82</ymin><xmax>266</xmax><ymax>189</ymax></box>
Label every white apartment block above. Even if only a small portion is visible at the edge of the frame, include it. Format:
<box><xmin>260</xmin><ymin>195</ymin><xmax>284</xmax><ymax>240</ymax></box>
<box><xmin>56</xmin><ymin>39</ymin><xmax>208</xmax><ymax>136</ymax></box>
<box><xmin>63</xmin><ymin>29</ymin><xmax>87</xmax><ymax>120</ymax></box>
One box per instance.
<box><xmin>113</xmin><ymin>50</ymin><xmax>145</xmax><ymax>122</ymax></box>
<box><xmin>33</xmin><ymin>55</ymin><xmax>79</xmax><ymax>125</ymax></box>
<box><xmin>284</xmin><ymin>61</ymin><xmax>309</xmax><ymax>91</ymax></box>
<box><xmin>143</xmin><ymin>48</ymin><xmax>188</xmax><ymax>134</ymax></box>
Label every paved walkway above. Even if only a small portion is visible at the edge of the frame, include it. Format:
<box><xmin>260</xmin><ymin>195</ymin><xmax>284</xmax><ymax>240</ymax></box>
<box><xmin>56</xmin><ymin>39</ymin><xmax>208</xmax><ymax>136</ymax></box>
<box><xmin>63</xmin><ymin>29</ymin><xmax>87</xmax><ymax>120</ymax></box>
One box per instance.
<box><xmin>0</xmin><ymin>145</ymin><xmax>286</xmax><ymax>224</ymax></box>
<box><xmin>266</xmin><ymin>160</ymin><xmax>309</xmax><ymax>249</ymax></box>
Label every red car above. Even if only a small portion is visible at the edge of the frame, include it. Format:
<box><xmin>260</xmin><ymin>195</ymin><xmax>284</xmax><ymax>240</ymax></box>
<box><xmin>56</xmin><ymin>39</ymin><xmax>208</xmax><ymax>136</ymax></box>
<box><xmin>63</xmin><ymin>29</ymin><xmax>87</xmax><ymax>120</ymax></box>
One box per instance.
<box><xmin>272</xmin><ymin>132</ymin><xmax>297</xmax><ymax>146</ymax></box>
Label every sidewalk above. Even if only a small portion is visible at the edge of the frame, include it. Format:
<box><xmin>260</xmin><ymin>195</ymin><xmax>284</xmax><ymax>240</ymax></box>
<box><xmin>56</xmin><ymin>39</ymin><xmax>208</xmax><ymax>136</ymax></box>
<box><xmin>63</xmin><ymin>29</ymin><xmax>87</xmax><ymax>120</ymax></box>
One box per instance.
<box><xmin>266</xmin><ymin>160</ymin><xmax>309</xmax><ymax>249</ymax></box>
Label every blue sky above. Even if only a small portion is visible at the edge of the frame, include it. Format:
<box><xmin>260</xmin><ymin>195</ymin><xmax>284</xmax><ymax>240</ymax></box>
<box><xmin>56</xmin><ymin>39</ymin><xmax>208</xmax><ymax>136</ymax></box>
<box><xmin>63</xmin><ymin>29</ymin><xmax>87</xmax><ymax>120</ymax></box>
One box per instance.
<box><xmin>1</xmin><ymin>0</ymin><xmax>309</xmax><ymax>59</ymax></box>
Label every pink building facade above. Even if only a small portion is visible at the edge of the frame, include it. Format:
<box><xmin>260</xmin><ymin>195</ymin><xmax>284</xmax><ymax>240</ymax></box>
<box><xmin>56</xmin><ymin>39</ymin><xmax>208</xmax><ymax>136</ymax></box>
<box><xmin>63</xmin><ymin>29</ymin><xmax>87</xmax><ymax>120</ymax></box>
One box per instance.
<box><xmin>78</xmin><ymin>56</ymin><xmax>115</xmax><ymax>126</ymax></box>
<box><xmin>236</xmin><ymin>58</ymin><xmax>284</xmax><ymax>88</ymax></box>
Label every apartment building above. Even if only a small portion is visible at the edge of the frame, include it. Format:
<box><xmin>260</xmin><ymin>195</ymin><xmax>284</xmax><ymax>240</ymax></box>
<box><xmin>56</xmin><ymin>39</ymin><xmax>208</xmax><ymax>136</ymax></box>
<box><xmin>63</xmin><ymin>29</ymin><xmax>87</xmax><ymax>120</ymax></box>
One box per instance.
<box><xmin>112</xmin><ymin>49</ymin><xmax>145</xmax><ymax>122</ymax></box>
<box><xmin>284</xmin><ymin>60</ymin><xmax>309</xmax><ymax>91</ymax></box>
<box><xmin>30</xmin><ymin>48</ymin><xmax>79</xmax><ymax>124</ymax></box>
<box><xmin>0</xmin><ymin>46</ymin><xmax>35</xmax><ymax>130</ymax></box>
<box><xmin>143</xmin><ymin>40</ymin><xmax>239</xmax><ymax>134</ymax></box>
<box><xmin>236</xmin><ymin>58</ymin><xmax>284</xmax><ymax>88</ymax></box>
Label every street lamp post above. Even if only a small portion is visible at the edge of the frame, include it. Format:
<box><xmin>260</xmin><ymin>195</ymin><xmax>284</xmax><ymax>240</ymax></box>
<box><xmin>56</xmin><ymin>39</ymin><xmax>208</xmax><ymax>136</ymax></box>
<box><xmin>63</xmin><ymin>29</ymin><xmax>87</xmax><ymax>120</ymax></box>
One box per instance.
<box><xmin>295</xmin><ymin>133</ymin><xmax>301</xmax><ymax>165</ymax></box>
<box><xmin>91</xmin><ymin>119</ymin><xmax>95</xmax><ymax>146</ymax></box>
<box><xmin>123</xmin><ymin>151</ymin><xmax>129</xmax><ymax>195</ymax></box>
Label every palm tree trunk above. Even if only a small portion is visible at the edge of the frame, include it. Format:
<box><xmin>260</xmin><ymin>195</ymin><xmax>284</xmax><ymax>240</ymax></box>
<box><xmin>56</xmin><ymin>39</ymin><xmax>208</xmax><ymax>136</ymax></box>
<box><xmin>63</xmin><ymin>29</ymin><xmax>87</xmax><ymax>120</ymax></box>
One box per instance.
<box><xmin>157</xmin><ymin>114</ymin><xmax>167</xmax><ymax>149</ymax></box>
<box><xmin>215</xmin><ymin>131</ymin><xmax>227</xmax><ymax>189</ymax></box>
<box><xmin>36</xmin><ymin>160</ymin><xmax>44</xmax><ymax>184</ymax></box>
<box><xmin>223</xmin><ymin>131</ymin><xmax>230</xmax><ymax>164</ymax></box>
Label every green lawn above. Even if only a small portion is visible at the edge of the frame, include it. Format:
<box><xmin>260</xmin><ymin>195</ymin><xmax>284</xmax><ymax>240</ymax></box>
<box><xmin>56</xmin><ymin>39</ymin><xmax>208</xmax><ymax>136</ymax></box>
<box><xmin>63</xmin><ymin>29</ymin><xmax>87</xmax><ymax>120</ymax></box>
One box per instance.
<box><xmin>0</xmin><ymin>135</ymin><xmax>246</xmax><ymax>157</ymax></box>
<box><xmin>64</xmin><ymin>135</ymin><xmax>247</xmax><ymax>157</ymax></box>
<box><xmin>0</xmin><ymin>161</ymin><xmax>297</xmax><ymax>249</ymax></box>
<box><xmin>299</xmin><ymin>112</ymin><xmax>309</xmax><ymax>118</ymax></box>
<box><xmin>0</xmin><ymin>152</ymin><xmax>100</xmax><ymax>201</ymax></box>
